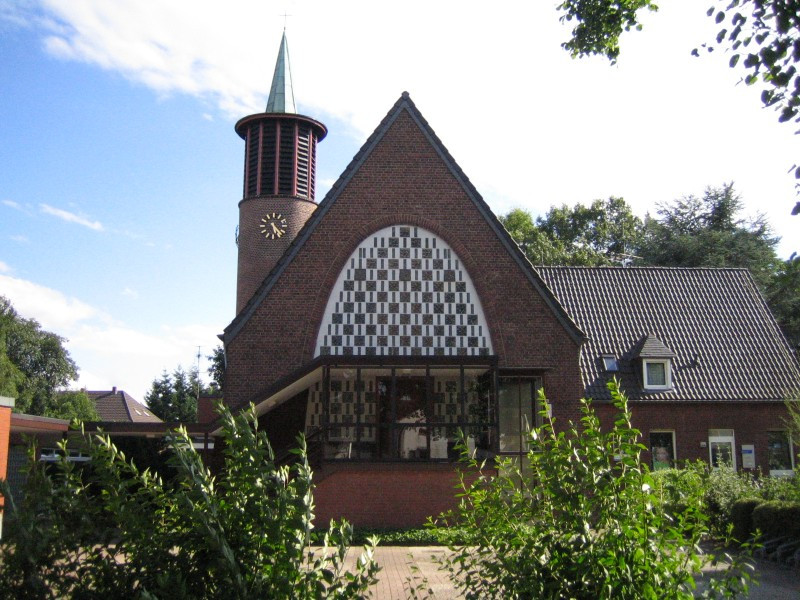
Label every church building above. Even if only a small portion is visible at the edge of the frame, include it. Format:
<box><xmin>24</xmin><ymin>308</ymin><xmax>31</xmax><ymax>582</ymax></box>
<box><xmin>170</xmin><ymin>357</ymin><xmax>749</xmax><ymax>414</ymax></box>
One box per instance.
<box><xmin>220</xmin><ymin>33</ymin><xmax>800</xmax><ymax>528</ymax></box>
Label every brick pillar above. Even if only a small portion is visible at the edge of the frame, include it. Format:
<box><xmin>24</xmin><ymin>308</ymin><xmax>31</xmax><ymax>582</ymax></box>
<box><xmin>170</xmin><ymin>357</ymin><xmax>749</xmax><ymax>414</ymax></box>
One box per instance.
<box><xmin>0</xmin><ymin>396</ymin><xmax>14</xmax><ymax>539</ymax></box>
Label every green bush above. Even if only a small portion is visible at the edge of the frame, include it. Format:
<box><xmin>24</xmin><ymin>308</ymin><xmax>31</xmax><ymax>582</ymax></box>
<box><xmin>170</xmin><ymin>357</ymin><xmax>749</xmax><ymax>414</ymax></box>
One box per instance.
<box><xmin>704</xmin><ymin>466</ymin><xmax>757</xmax><ymax>533</ymax></box>
<box><xmin>435</xmin><ymin>381</ymin><xmax>753</xmax><ymax>600</ymax></box>
<box><xmin>730</xmin><ymin>498</ymin><xmax>762</xmax><ymax>543</ymax></box>
<box><xmin>757</xmin><ymin>474</ymin><xmax>800</xmax><ymax>502</ymax></box>
<box><xmin>751</xmin><ymin>500</ymin><xmax>800</xmax><ymax>540</ymax></box>
<box><xmin>0</xmin><ymin>403</ymin><xmax>379</xmax><ymax>599</ymax></box>
<box><xmin>651</xmin><ymin>464</ymin><xmax>706</xmax><ymax>521</ymax></box>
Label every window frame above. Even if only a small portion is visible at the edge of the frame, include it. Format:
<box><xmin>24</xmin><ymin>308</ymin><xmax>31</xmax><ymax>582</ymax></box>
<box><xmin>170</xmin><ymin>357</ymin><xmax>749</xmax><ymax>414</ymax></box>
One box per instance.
<box><xmin>767</xmin><ymin>430</ymin><xmax>795</xmax><ymax>477</ymax></box>
<box><xmin>708</xmin><ymin>429</ymin><xmax>737</xmax><ymax>470</ymax></box>
<box><xmin>649</xmin><ymin>430</ymin><xmax>676</xmax><ymax>471</ymax></box>
<box><xmin>643</xmin><ymin>359</ymin><xmax>671</xmax><ymax>390</ymax></box>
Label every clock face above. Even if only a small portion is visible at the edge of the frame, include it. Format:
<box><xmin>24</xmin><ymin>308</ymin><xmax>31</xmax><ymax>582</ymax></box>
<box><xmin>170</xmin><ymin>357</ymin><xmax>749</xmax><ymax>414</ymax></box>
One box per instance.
<box><xmin>259</xmin><ymin>212</ymin><xmax>288</xmax><ymax>240</ymax></box>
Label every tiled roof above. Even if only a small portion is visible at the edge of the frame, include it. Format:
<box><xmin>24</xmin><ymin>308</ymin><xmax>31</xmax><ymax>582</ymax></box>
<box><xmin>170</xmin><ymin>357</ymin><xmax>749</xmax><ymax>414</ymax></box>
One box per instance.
<box><xmin>86</xmin><ymin>389</ymin><xmax>162</xmax><ymax>423</ymax></box>
<box><xmin>537</xmin><ymin>267</ymin><xmax>800</xmax><ymax>402</ymax></box>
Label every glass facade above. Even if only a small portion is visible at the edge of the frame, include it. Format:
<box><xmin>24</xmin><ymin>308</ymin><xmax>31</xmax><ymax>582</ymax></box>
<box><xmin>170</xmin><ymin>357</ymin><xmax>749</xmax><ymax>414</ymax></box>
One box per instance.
<box><xmin>307</xmin><ymin>362</ymin><xmax>500</xmax><ymax>461</ymax></box>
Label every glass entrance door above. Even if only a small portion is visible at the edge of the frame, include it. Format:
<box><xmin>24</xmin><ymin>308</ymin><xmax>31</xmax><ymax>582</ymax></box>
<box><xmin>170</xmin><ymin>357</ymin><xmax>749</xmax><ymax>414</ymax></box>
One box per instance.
<box><xmin>709</xmin><ymin>429</ymin><xmax>736</xmax><ymax>469</ymax></box>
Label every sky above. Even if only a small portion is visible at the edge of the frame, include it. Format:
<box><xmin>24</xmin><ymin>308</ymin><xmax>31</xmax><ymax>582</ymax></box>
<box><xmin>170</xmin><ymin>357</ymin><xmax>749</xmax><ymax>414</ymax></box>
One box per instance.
<box><xmin>0</xmin><ymin>0</ymin><xmax>797</xmax><ymax>404</ymax></box>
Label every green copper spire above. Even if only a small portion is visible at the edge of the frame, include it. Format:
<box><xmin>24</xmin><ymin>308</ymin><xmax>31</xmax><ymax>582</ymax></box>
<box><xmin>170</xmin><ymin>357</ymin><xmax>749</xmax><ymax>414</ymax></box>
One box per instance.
<box><xmin>266</xmin><ymin>31</ymin><xmax>296</xmax><ymax>114</ymax></box>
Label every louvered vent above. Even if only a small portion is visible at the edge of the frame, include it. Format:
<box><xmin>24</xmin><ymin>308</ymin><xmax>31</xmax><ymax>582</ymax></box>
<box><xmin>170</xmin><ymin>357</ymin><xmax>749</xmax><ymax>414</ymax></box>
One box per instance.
<box><xmin>296</xmin><ymin>124</ymin><xmax>311</xmax><ymax>198</ymax></box>
<box><xmin>260</xmin><ymin>122</ymin><xmax>276</xmax><ymax>195</ymax></box>
<box><xmin>278</xmin><ymin>123</ymin><xmax>295</xmax><ymax>196</ymax></box>
<box><xmin>309</xmin><ymin>135</ymin><xmax>316</xmax><ymax>200</ymax></box>
<box><xmin>245</xmin><ymin>125</ymin><xmax>260</xmax><ymax>197</ymax></box>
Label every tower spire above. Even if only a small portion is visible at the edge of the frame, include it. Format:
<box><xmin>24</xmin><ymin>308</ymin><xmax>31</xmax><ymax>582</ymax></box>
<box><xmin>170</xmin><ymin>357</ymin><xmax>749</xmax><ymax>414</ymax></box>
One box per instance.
<box><xmin>266</xmin><ymin>31</ymin><xmax>296</xmax><ymax>113</ymax></box>
<box><xmin>233</xmin><ymin>31</ymin><xmax>326</xmax><ymax>314</ymax></box>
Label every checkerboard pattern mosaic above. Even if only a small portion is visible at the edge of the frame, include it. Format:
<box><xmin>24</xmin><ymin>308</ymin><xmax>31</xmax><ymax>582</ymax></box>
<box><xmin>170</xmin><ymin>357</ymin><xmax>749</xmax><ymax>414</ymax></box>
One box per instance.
<box><xmin>315</xmin><ymin>225</ymin><xmax>492</xmax><ymax>356</ymax></box>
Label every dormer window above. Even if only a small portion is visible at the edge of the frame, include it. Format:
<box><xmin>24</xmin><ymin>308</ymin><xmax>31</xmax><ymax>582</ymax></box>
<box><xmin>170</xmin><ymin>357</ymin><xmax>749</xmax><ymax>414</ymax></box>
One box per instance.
<box><xmin>602</xmin><ymin>355</ymin><xmax>618</xmax><ymax>371</ymax></box>
<box><xmin>634</xmin><ymin>334</ymin><xmax>676</xmax><ymax>391</ymax></box>
<box><xmin>643</xmin><ymin>359</ymin><xmax>671</xmax><ymax>390</ymax></box>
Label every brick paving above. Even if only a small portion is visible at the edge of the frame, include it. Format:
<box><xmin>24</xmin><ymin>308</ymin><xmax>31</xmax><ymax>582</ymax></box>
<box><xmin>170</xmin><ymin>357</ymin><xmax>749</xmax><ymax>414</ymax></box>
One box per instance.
<box><xmin>346</xmin><ymin>546</ymin><xmax>800</xmax><ymax>599</ymax></box>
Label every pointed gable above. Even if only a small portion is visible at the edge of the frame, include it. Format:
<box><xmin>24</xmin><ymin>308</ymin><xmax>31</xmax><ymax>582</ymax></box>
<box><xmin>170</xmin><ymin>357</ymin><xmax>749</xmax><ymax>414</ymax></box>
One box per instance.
<box><xmin>225</xmin><ymin>93</ymin><xmax>582</xmax><ymax>346</ymax></box>
<box><xmin>223</xmin><ymin>93</ymin><xmax>585</xmax><ymax>408</ymax></box>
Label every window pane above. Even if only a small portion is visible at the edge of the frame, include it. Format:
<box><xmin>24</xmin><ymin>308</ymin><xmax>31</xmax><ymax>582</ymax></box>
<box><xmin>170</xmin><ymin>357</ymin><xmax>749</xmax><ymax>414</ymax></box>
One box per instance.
<box><xmin>650</xmin><ymin>432</ymin><xmax>675</xmax><ymax>471</ymax></box>
<box><xmin>499</xmin><ymin>382</ymin><xmax>521</xmax><ymax>452</ymax></box>
<box><xmin>710</xmin><ymin>441</ymin><xmax>733</xmax><ymax>468</ymax></box>
<box><xmin>768</xmin><ymin>432</ymin><xmax>793</xmax><ymax>471</ymax></box>
<box><xmin>646</xmin><ymin>362</ymin><xmax>666</xmax><ymax>386</ymax></box>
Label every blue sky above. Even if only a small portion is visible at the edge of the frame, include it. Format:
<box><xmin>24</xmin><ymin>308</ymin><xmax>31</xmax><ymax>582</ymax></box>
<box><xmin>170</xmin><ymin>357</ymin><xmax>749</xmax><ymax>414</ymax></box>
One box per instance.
<box><xmin>1</xmin><ymin>1</ymin><xmax>797</xmax><ymax>402</ymax></box>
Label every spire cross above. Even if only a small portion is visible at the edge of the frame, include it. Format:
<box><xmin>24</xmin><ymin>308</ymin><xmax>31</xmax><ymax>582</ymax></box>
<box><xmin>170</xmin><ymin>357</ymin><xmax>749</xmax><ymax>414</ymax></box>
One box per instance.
<box><xmin>280</xmin><ymin>12</ymin><xmax>291</xmax><ymax>29</ymax></box>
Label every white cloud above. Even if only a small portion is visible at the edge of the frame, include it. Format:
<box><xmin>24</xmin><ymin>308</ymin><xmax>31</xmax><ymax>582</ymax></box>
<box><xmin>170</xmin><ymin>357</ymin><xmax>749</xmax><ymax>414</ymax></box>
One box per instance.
<box><xmin>2</xmin><ymin>199</ymin><xmax>21</xmax><ymax>209</ymax></box>
<box><xmin>121</xmin><ymin>287</ymin><xmax>138</xmax><ymax>299</ymax></box>
<box><xmin>40</xmin><ymin>203</ymin><xmax>104</xmax><ymax>231</ymax></box>
<box><xmin>10</xmin><ymin>235</ymin><xmax>29</xmax><ymax>243</ymax></box>
<box><xmin>0</xmin><ymin>274</ymin><xmax>219</xmax><ymax>401</ymax></box>
<box><xmin>0</xmin><ymin>261</ymin><xmax>10</xmax><ymax>273</ymax></box>
<box><xmin>21</xmin><ymin>0</ymin><xmax>798</xmax><ymax>257</ymax></box>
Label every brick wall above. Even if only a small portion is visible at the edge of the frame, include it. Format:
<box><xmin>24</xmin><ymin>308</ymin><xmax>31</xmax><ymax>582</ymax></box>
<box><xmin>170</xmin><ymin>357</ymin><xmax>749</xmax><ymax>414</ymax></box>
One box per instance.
<box><xmin>594</xmin><ymin>401</ymin><xmax>792</xmax><ymax>472</ymax></box>
<box><xmin>313</xmin><ymin>462</ymin><xmax>481</xmax><ymax>529</ymax></box>
<box><xmin>236</xmin><ymin>196</ymin><xmax>317</xmax><ymax>313</ymax></box>
<box><xmin>225</xmin><ymin>107</ymin><xmax>584</xmax><ymax>419</ymax></box>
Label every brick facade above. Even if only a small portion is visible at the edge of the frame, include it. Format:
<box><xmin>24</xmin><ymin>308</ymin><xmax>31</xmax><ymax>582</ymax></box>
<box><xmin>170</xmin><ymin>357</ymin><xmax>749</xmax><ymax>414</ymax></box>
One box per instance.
<box><xmin>313</xmin><ymin>462</ymin><xmax>481</xmax><ymax>529</ymax></box>
<box><xmin>236</xmin><ymin>196</ymin><xmax>317</xmax><ymax>313</ymax></box>
<box><xmin>225</xmin><ymin>106</ymin><xmax>584</xmax><ymax>418</ymax></box>
<box><xmin>595</xmin><ymin>401</ymin><xmax>793</xmax><ymax>473</ymax></box>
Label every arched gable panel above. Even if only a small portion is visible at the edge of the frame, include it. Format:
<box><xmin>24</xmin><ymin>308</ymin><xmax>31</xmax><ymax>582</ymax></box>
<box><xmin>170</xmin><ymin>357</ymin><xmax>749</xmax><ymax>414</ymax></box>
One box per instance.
<box><xmin>315</xmin><ymin>225</ymin><xmax>493</xmax><ymax>357</ymax></box>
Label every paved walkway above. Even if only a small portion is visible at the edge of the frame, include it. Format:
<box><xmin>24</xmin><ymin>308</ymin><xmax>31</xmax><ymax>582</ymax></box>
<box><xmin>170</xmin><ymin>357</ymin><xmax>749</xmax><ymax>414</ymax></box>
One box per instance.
<box><xmin>347</xmin><ymin>546</ymin><xmax>800</xmax><ymax>599</ymax></box>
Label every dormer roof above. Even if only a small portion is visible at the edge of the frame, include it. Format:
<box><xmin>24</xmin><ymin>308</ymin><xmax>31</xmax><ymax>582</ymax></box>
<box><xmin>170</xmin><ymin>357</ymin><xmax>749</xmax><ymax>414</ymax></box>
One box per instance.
<box><xmin>634</xmin><ymin>334</ymin><xmax>677</xmax><ymax>359</ymax></box>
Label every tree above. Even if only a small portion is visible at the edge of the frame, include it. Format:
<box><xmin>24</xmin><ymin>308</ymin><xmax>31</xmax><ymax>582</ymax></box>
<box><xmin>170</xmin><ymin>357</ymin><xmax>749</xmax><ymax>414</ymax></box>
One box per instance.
<box><xmin>557</xmin><ymin>0</ymin><xmax>800</xmax><ymax>212</ymax></box>
<box><xmin>639</xmin><ymin>183</ymin><xmax>779</xmax><ymax>289</ymax></box>
<box><xmin>207</xmin><ymin>344</ymin><xmax>225</xmax><ymax>393</ymax></box>
<box><xmin>145</xmin><ymin>367</ymin><xmax>200</xmax><ymax>422</ymax></box>
<box><xmin>500</xmin><ymin>197</ymin><xmax>644</xmax><ymax>266</ymax></box>
<box><xmin>767</xmin><ymin>252</ymin><xmax>800</xmax><ymax>350</ymax></box>
<box><xmin>538</xmin><ymin>196</ymin><xmax>644</xmax><ymax>261</ymax></box>
<box><xmin>47</xmin><ymin>390</ymin><xmax>98</xmax><ymax>421</ymax></box>
<box><xmin>0</xmin><ymin>296</ymin><xmax>83</xmax><ymax>418</ymax></box>
<box><xmin>500</xmin><ymin>208</ymin><xmax>576</xmax><ymax>265</ymax></box>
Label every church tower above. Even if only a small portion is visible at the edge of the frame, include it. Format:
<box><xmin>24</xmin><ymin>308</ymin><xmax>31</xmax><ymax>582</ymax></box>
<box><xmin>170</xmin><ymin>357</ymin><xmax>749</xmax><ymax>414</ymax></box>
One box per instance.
<box><xmin>234</xmin><ymin>32</ymin><xmax>327</xmax><ymax>313</ymax></box>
